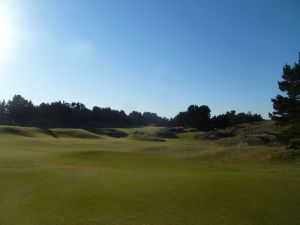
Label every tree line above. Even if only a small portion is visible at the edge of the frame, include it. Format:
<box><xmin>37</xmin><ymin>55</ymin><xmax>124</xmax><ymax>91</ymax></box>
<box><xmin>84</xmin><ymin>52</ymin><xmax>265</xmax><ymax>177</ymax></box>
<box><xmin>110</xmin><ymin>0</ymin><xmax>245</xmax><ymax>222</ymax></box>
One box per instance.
<box><xmin>172</xmin><ymin>105</ymin><xmax>262</xmax><ymax>131</ymax></box>
<box><xmin>0</xmin><ymin>95</ymin><xmax>169</xmax><ymax>127</ymax></box>
<box><xmin>0</xmin><ymin>95</ymin><xmax>263</xmax><ymax>129</ymax></box>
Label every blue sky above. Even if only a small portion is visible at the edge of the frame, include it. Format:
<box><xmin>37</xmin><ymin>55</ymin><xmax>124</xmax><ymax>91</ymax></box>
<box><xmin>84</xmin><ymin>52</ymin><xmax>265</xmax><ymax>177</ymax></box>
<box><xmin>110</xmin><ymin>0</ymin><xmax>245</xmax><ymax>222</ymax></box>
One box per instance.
<box><xmin>0</xmin><ymin>0</ymin><xmax>299</xmax><ymax>118</ymax></box>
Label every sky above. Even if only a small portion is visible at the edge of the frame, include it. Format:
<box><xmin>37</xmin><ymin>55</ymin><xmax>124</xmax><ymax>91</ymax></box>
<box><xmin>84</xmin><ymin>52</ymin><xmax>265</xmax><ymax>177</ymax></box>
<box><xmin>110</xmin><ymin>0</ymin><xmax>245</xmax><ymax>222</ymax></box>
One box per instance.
<box><xmin>0</xmin><ymin>0</ymin><xmax>299</xmax><ymax>118</ymax></box>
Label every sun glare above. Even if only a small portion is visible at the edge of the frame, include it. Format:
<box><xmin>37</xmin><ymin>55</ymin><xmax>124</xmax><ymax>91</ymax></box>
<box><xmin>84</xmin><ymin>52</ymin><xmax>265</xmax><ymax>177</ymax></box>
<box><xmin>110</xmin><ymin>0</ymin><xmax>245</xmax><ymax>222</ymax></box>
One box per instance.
<box><xmin>0</xmin><ymin>4</ymin><xmax>15</xmax><ymax>61</ymax></box>
<box><xmin>0</xmin><ymin>17</ymin><xmax>13</xmax><ymax>48</ymax></box>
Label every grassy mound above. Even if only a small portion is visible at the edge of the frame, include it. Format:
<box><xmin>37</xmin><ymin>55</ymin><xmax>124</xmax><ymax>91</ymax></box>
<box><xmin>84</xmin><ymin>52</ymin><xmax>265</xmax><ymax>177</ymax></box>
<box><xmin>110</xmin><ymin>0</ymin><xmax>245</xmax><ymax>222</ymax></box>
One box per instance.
<box><xmin>131</xmin><ymin>131</ymin><xmax>166</xmax><ymax>142</ymax></box>
<box><xmin>86</xmin><ymin>128</ymin><xmax>128</xmax><ymax>138</ymax></box>
<box><xmin>50</xmin><ymin>128</ymin><xmax>101</xmax><ymax>139</ymax></box>
<box><xmin>155</xmin><ymin>128</ymin><xmax>178</xmax><ymax>138</ymax></box>
<box><xmin>129</xmin><ymin>127</ymin><xmax>179</xmax><ymax>142</ymax></box>
<box><xmin>0</xmin><ymin>126</ymin><xmax>48</xmax><ymax>137</ymax></box>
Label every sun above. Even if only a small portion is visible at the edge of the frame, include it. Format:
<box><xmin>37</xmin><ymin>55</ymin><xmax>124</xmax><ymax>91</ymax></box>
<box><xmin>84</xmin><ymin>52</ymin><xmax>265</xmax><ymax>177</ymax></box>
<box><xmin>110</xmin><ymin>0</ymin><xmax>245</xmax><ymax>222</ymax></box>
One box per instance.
<box><xmin>0</xmin><ymin>4</ymin><xmax>15</xmax><ymax>60</ymax></box>
<box><xmin>0</xmin><ymin>17</ymin><xmax>13</xmax><ymax>49</ymax></box>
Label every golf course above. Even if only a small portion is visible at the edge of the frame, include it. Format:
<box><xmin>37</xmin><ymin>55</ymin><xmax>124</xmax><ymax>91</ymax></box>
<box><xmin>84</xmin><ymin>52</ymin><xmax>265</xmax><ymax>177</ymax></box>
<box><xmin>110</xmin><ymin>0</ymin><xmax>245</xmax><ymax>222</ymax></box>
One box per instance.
<box><xmin>1</xmin><ymin>0</ymin><xmax>300</xmax><ymax>224</ymax></box>
<box><xmin>0</xmin><ymin>123</ymin><xmax>299</xmax><ymax>225</ymax></box>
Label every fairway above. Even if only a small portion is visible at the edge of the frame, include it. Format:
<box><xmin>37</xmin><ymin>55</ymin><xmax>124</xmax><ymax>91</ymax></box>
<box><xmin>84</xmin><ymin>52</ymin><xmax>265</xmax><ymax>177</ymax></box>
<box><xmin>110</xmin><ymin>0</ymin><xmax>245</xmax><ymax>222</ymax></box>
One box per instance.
<box><xmin>2</xmin><ymin>0</ymin><xmax>300</xmax><ymax>224</ymax></box>
<box><xmin>0</xmin><ymin>126</ymin><xmax>300</xmax><ymax>225</ymax></box>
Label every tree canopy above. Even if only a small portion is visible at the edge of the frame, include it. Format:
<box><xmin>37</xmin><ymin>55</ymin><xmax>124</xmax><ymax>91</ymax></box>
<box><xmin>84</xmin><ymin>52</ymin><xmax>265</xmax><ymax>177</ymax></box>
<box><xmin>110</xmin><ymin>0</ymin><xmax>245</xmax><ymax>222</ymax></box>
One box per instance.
<box><xmin>270</xmin><ymin>53</ymin><xmax>300</xmax><ymax>148</ymax></box>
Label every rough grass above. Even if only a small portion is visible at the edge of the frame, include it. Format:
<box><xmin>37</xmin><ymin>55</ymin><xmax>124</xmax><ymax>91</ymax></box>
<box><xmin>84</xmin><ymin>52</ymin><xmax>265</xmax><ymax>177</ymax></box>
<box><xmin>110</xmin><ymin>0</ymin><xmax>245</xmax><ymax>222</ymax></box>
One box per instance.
<box><xmin>0</xmin><ymin>124</ymin><xmax>300</xmax><ymax>225</ymax></box>
<box><xmin>195</xmin><ymin>121</ymin><xmax>279</xmax><ymax>147</ymax></box>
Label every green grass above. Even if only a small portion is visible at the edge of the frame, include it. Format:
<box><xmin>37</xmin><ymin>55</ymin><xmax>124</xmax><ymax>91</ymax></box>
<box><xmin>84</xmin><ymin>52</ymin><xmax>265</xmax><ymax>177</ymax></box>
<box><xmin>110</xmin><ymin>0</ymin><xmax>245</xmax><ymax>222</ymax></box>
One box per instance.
<box><xmin>0</xmin><ymin>125</ymin><xmax>300</xmax><ymax>225</ymax></box>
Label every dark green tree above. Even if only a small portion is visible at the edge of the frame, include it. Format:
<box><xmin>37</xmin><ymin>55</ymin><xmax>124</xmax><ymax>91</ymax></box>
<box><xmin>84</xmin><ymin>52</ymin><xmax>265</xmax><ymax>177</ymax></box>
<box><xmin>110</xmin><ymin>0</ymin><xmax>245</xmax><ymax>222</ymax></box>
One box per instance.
<box><xmin>186</xmin><ymin>105</ymin><xmax>211</xmax><ymax>131</ymax></box>
<box><xmin>129</xmin><ymin>111</ymin><xmax>144</xmax><ymax>125</ymax></box>
<box><xmin>70</xmin><ymin>102</ymin><xmax>91</xmax><ymax>124</ymax></box>
<box><xmin>7</xmin><ymin>95</ymin><xmax>36</xmax><ymax>124</ymax></box>
<box><xmin>270</xmin><ymin>53</ymin><xmax>300</xmax><ymax>149</ymax></box>
<box><xmin>0</xmin><ymin>100</ymin><xmax>8</xmax><ymax>123</ymax></box>
<box><xmin>0</xmin><ymin>100</ymin><xmax>6</xmax><ymax>115</ymax></box>
<box><xmin>173</xmin><ymin>105</ymin><xmax>211</xmax><ymax>130</ymax></box>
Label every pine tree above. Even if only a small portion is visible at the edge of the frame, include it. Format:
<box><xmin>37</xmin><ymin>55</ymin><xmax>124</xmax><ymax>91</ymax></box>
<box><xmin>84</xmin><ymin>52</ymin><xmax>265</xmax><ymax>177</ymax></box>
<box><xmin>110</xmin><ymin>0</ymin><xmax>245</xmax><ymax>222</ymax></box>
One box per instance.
<box><xmin>270</xmin><ymin>53</ymin><xmax>300</xmax><ymax>149</ymax></box>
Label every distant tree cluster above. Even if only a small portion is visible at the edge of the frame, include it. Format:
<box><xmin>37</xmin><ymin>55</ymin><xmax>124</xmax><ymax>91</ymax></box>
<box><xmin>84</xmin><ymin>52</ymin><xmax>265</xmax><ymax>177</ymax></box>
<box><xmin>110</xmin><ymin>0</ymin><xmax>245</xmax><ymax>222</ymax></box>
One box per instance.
<box><xmin>0</xmin><ymin>95</ymin><xmax>168</xmax><ymax>127</ymax></box>
<box><xmin>211</xmin><ymin>110</ymin><xmax>263</xmax><ymax>129</ymax></box>
<box><xmin>128</xmin><ymin>111</ymin><xmax>169</xmax><ymax>126</ymax></box>
<box><xmin>172</xmin><ymin>105</ymin><xmax>211</xmax><ymax>131</ymax></box>
<box><xmin>0</xmin><ymin>95</ymin><xmax>263</xmax><ymax>129</ymax></box>
<box><xmin>172</xmin><ymin>105</ymin><xmax>263</xmax><ymax>131</ymax></box>
<box><xmin>270</xmin><ymin>53</ymin><xmax>300</xmax><ymax>149</ymax></box>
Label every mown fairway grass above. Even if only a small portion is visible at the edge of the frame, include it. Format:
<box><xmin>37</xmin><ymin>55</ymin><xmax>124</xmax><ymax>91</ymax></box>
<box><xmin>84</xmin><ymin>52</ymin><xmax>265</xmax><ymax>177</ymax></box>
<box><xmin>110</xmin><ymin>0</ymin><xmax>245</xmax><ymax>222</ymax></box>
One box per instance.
<box><xmin>0</xmin><ymin>126</ymin><xmax>300</xmax><ymax>225</ymax></box>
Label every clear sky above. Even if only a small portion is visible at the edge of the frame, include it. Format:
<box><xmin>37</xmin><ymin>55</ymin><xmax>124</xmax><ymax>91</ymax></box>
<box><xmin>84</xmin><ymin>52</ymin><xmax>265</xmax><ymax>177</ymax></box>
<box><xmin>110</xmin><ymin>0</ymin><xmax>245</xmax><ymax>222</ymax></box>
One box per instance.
<box><xmin>0</xmin><ymin>0</ymin><xmax>299</xmax><ymax>118</ymax></box>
